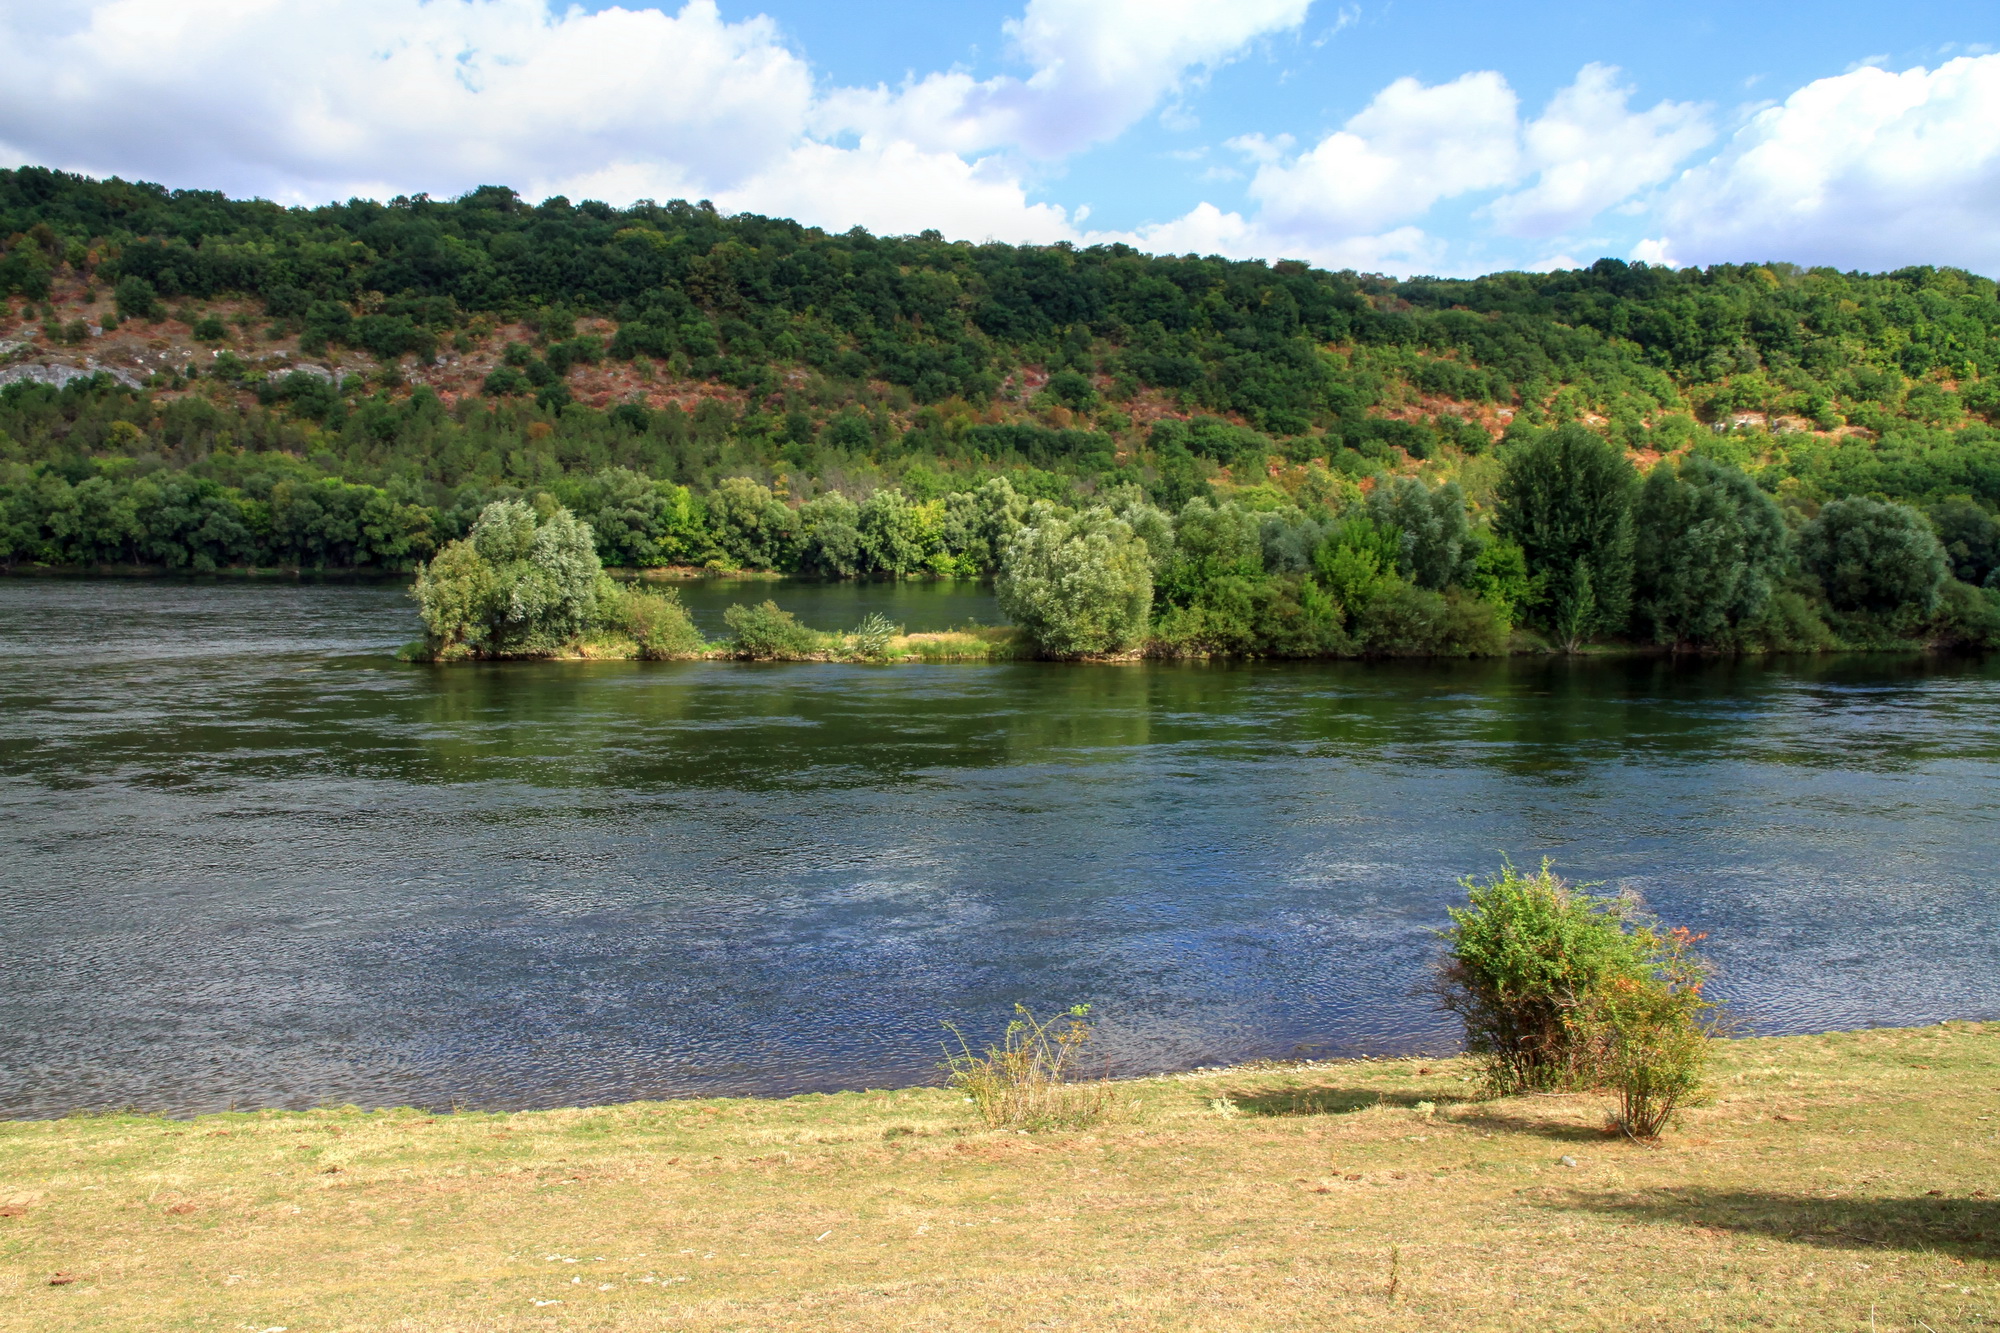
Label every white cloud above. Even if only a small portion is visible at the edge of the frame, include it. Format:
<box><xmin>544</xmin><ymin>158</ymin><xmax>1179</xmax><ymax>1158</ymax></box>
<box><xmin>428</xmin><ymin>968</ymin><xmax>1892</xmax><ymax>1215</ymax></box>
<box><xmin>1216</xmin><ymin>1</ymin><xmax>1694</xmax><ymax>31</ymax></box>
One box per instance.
<box><xmin>1650</xmin><ymin>54</ymin><xmax>2000</xmax><ymax>274</ymax></box>
<box><xmin>1484</xmin><ymin>63</ymin><xmax>1712</xmax><ymax>238</ymax></box>
<box><xmin>1114</xmin><ymin>63</ymin><xmax>1702</xmax><ymax>274</ymax></box>
<box><xmin>0</xmin><ymin>0</ymin><xmax>1305</xmax><ymax>247</ymax></box>
<box><xmin>717</xmin><ymin>140</ymin><xmax>1077</xmax><ymax>243</ymax></box>
<box><xmin>819</xmin><ymin>0</ymin><xmax>1309</xmax><ymax>158</ymax></box>
<box><xmin>0</xmin><ymin>0</ymin><xmax>814</xmax><ymax>205</ymax></box>
<box><xmin>1244</xmin><ymin>71</ymin><xmax>1520</xmax><ymax>235</ymax></box>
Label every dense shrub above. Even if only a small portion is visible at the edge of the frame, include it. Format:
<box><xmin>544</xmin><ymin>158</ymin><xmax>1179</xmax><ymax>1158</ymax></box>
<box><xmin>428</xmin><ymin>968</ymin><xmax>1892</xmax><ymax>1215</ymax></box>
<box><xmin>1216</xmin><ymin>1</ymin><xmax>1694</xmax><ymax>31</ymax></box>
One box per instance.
<box><xmin>609</xmin><ymin>584</ymin><xmax>707</xmax><ymax>659</ymax></box>
<box><xmin>1798</xmin><ymin>497</ymin><xmax>1950</xmax><ymax>618</ymax></box>
<box><xmin>997</xmin><ymin>506</ymin><xmax>1154</xmax><ymax>657</ymax></box>
<box><xmin>411</xmin><ymin>499</ymin><xmax>604</xmax><ymax>658</ymax></box>
<box><xmin>1432</xmin><ymin>860</ymin><xmax>1660</xmax><ymax>1094</ymax></box>
<box><xmin>722</xmin><ymin>599</ymin><xmax>823</xmax><ymax>659</ymax></box>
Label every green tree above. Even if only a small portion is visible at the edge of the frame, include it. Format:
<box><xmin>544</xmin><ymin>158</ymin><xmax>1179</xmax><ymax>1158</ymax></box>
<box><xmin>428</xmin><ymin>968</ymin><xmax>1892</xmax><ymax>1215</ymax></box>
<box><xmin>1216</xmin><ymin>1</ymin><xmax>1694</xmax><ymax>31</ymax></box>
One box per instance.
<box><xmin>1367</xmin><ymin>476</ymin><xmax>1472</xmax><ymax>590</ymax></box>
<box><xmin>1632</xmin><ymin>456</ymin><xmax>1789</xmax><ymax>646</ymax></box>
<box><xmin>114</xmin><ymin>275</ymin><xmax>160</xmax><ymax>323</ymax></box>
<box><xmin>996</xmin><ymin>506</ymin><xmax>1153</xmax><ymax>657</ymax></box>
<box><xmin>707</xmin><ymin>476</ymin><xmax>798</xmax><ymax>570</ymax></box>
<box><xmin>412</xmin><ymin>499</ymin><xmax>604</xmax><ymax>657</ymax></box>
<box><xmin>1797</xmin><ymin>497</ymin><xmax>1949</xmax><ymax>618</ymax></box>
<box><xmin>1495</xmin><ymin>425</ymin><xmax>1638</xmax><ymax>649</ymax></box>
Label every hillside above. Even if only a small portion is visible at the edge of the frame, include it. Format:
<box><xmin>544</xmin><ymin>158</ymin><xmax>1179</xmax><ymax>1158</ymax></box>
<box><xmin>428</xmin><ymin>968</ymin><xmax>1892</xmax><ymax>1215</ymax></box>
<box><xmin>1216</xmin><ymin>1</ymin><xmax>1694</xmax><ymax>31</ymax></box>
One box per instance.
<box><xmin>3</xmin><ymin>166</ymin><xmax>2000</xmax><ymax>654</ymax></box>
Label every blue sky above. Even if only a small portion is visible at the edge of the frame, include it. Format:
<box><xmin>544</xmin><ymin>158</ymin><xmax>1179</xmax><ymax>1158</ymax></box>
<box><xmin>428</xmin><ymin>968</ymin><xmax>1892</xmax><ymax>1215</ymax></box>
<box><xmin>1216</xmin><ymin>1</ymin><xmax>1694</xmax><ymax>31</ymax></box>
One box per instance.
<box><xmin>3</xmin><ymin>0</ymin><xmax>1997</xmax><ymax>276</ymax></box>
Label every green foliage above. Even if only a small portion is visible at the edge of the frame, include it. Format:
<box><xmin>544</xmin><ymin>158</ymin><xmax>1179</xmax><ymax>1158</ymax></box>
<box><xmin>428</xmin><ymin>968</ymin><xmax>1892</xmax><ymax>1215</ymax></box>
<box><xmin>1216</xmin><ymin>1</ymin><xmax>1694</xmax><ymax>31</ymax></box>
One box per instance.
<box><xmin>1496</xmin><ymin>425</ymin><xmax>1639</xmax><ymax>649</ymax></box>
<box><xmin>1798</xmin><ymin>497</ymin><xmax>1950</xmax><ymax>618</ymax></box>
<box><xmin>411</xmin><ymin>499</ymin><xmax>604</xmax><ymax>658</ymax></box>
<box><xmin>113</xmin><ymin>275</ymin><xmax>159</xmax><ymax>322</ymax></box>
<box><xmin>1367</xmin><ymin>476</ymin><xmax>1472</xmax><ymax>590</ymax></box>
<box><xmin>996</xmin><ymin>506</ymin><xmax>1154</xmax><ymax>657</ymax></box>
<box><xmin>605</xmin><ymin>583</ymin><xmax>706</xmax><ymax>659</ymax></box>
<box><xmin>1433</xmin><ymin>860</ymin><xmax>1658</xmax><ymax>1094</ymax></box>
<box><xmin>722</xmin><ymin>599</ymin><xmax>823</xmax><ymax>659</ymax></box>
<box><xmin>1632</xmin><ymin>456</ymin><xmax>1789</xmax><ymax>646</ymax></box>
<box><xmin>7</xmin><ymin>168</ymin><xmax>2000</xmax><ymax>660</ymax></box>
<box><xmin>1574</xmin><ymin>927</ymin><xmax>1717</xmax><ymax>1141</ymax></box>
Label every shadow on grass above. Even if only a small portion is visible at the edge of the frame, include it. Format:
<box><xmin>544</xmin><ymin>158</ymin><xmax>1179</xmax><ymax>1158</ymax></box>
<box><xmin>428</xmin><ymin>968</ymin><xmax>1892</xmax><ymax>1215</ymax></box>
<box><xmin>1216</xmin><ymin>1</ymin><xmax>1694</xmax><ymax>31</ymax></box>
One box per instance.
<box><xmin>1560</xmin><ymin>1189</ymin><xmax>2000</xmax><ymax>1259</ymax></box>
<box><xmin>1220</xmin><ymin>1085</ymin><xmax>1479</xmax><ymax>1118</ymax></box>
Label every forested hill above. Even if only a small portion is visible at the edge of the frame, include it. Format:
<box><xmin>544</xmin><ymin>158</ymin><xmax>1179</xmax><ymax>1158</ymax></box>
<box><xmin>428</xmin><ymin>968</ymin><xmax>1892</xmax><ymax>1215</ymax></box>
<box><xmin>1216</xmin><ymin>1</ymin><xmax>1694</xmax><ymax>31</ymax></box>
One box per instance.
<box><xmin>2</xmin><ymin>164</ymin><xmax>2000</xmax><ymax>652</ymax></box>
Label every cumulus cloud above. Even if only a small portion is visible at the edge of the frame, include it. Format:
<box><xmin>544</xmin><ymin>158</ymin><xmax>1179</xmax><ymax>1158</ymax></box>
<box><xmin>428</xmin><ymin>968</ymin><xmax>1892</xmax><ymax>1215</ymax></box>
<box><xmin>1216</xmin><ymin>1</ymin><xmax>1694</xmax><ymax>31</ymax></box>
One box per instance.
<box><xmin>1644</xmin><ymin>54</ymin><xmax>2000</xmax><ymax>274</ymax></box>
<box><xmin>0</xmin><ymin>0</ymin><xmax>813</xmax><ymax>205</ymax></box>
<box><xmin>817</xmin><ymin>0</ymin><xmax>1310</xmax><ymax>157</ymax></box>
<box><xmin>1244</xmin><ymin>71</ymin><xmax>1521</xmax><ymax>235</ymax></box>
<box><xmin>1105</xmin><ymin>63</ymin><xmax>1703</xmax><ymax>274</ymax></box>
<box><xmin>1485</xmin><ymin>63</ymin><xmax>1712</xmax><ymax>238</ymax></box>
<box><xmin>0</xmin><ymin>0</ymin><xmax>1305</xmax><ymax>245</ymax></box>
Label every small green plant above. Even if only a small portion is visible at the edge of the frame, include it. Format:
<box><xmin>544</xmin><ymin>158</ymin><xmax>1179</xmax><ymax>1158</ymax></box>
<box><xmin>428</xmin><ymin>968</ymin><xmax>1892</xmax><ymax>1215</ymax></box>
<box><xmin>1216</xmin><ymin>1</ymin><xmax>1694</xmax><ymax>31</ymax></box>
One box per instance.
<box><xmin>942</xmin><ymin>1004</ymin><xmax>1111</xmax><ymax>1131</ymax></box>
<box><xmin>723</xmin><ymin>599</ymin><xmax>823</xmax><ymax>660</ymax></box>
<box><xmin>846</xmin><ymin>611</ymin><xmax>897</xmax><ymax>660</ymax></box>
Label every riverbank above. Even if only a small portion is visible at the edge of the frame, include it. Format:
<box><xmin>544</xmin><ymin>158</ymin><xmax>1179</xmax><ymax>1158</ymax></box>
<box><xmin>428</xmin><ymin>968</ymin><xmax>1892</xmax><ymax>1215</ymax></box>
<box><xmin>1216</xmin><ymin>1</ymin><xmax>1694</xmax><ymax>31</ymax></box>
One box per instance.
<box><xmin>1</xmin><ymin>1023</ymin><xmax>1992</xmax><ymax>1331</ymax></box>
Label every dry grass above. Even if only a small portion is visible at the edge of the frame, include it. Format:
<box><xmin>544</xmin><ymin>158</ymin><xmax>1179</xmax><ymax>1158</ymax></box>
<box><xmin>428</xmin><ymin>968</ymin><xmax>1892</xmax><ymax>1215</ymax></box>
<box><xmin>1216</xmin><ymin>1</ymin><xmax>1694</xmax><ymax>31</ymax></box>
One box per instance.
<box><xmin>0</xmin><ymin>1022</ymin><xmax>1995</xmax><ymax>1331</ymax></box>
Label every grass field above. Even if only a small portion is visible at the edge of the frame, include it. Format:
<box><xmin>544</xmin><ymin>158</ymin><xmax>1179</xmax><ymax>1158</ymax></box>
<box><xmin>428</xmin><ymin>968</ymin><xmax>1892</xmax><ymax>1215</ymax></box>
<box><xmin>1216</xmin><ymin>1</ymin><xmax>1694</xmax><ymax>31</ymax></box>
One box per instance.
<box><xmin>1</xmin><ymin>1022</ymin><xmax>1994</xmax><ymax>1331</ymax></box>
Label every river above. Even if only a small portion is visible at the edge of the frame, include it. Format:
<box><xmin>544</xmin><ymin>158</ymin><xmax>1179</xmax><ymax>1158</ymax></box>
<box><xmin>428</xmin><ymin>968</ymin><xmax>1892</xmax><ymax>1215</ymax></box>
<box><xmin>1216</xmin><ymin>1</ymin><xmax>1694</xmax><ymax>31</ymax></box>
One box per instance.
<box><xmin>1</xmin><ymin>576</ymin><xmax>1996</xmax><ymax>1116</ymax></box>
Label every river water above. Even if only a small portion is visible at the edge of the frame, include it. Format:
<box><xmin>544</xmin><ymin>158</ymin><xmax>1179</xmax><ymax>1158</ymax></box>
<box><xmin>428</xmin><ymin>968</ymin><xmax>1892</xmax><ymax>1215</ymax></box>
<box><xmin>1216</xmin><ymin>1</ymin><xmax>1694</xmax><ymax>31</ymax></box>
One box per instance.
<box><xmin>1</xmin><ymin>577</ymin><xmax>1996</xmax><ymax>1117</ymax></box>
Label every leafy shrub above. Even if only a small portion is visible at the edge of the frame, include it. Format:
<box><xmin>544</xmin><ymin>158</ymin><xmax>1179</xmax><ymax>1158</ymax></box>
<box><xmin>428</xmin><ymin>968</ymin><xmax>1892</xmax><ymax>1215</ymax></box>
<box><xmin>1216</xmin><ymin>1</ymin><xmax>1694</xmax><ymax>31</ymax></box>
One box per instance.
<box><xmin>723</xmin><ymin>599</ymin><xmax>822</xmax><ymax>659</ymax></box>
<box><xmin>1575</xmin><ymin>926</ymin><xmax>1716</xmax><ymax>1141</ymax></box>
<box><xmin>113</xmin><ymin>275</ymin><xmax>160</xmax><ymax>322</ymax></box>
<box><xmin>411</xmin><ymin>499</ymin><xmax>604</xmax><ymax>658</ymax></box>
<box><xmin>846</xmin><ymin>611</ymin><xmax>897</xmax><ymax>660</ymax></box>
<box><xmin>1432</xmin><ymin>860</ymin><xmax>1660</xmax><ymax>1094</ymax></box>
<box><xmin>996</xmin><ymin>506</ymin><xmax>1153</xmax><ymax>657</ymax></box>
<box><xmin>613</xmin><ymin>585</ymin><xmax>707</xmax><ymax>659</ymax></box>
<box><xmin>942</xmin><ymin>1004</ymin><xmax>1110</xmax><ymax>1131</ymax></box>
<box><xmin>1355</xmin><ymin>583</ymin><xmax>1507</xmax><ymax>656</ymax></box>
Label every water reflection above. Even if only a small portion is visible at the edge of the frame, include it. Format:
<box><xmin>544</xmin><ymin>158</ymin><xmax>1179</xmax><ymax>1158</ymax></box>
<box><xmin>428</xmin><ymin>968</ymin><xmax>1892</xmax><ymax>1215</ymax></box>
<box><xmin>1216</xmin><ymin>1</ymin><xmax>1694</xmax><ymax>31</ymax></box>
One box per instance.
<box><xmin>0</xmin><ymin>578</ymin><xmax>1996</xmax><ymax>1116</ymax></box>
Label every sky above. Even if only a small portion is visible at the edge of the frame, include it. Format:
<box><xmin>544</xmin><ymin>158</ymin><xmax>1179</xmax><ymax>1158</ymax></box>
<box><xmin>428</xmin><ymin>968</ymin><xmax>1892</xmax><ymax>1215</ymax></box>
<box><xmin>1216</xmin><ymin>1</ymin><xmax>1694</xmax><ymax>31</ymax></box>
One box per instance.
<box><xmin>1</xmin><ymin>0</ymin><xmax>1997</xmax><ymax>277</ymax></box>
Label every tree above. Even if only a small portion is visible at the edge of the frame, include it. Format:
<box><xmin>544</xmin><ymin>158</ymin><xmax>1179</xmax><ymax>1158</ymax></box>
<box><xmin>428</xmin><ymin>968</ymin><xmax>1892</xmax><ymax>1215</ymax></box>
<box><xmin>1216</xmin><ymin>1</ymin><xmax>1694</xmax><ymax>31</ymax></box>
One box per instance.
<box><xmin>412</xmin><ymin>499</ymin><xmax>605</xmax><ymax>657</ymax></box>
<box><xmin>1495</xmin><ymin>425</ymin><xmax>1638</xmax><ymax>649</ymax></box>
<box><xmin>1367</xmin><ymin>475</ymin><xmax>1472</xmax><ymax>590</ymax></box>
<box><xmin>1798</xmin><ymin>497</ymin><xmax>1949</xmax><ymax>618</ymax></box>
<box><xmin>1928</xmin><ymin>497</ymin><xmax>2000</xmax><ymax>588</ymax></box>
<box><xmin>707</xmin><ymin>477</ymin><xmax>798</xmax><ymax>570</ymax></box>
<box><xmin>1632</xmin><ymin>456</ymin><xmax>1789</xmax><ymax>646</ymax></box>
<box><xmin>996</xmin><ymin>506</ymin><xmax>1153</xmax><ymax>657</ymax></box>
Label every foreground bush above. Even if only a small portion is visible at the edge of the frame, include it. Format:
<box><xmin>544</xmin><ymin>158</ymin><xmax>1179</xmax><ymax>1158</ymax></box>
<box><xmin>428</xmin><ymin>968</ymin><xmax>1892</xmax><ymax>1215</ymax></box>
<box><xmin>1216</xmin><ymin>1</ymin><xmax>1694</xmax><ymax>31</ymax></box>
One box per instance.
<box><xmin>1433</xmin><ymin>859</ymin><xmax>1716</xmax><ymax>1136</ymax></box>
<box><xmin>1577</xmin><ymin>924</ymin><xmax>1717</xmax><ymax>1140</ymax></box>
<box><xmin>943</xmin><ymin>1004</ymin><xmax>1111</xmax><ymax>1131</ymax></box>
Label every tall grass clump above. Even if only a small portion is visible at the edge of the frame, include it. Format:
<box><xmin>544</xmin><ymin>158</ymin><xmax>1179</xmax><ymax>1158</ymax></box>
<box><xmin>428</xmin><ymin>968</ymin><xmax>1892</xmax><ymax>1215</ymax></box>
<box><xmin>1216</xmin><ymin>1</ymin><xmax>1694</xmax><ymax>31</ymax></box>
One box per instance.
<box><xmin>845</xmin><ymin>612</ymin><xmax>897</xmax><ymax>660</ymax></box>
<box><xmin>942</xmin><ymin>1004</ymin><xmax>1111</xmax><ymax>1131</ymax></box>
<box><xmin>1432</xmin><ymin>859</ymin><xmax>1717</xmax><ymax>1137</ymax></box>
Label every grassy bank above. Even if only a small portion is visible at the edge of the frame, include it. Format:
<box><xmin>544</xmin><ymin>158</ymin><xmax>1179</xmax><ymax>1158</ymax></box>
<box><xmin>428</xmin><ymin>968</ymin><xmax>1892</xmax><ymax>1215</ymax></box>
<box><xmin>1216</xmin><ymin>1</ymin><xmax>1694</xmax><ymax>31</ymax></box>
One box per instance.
<box><xmin>1</xmin><ymin>1024</ymin><xmax>1994</xmax><ymax>1331</ymax></box>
